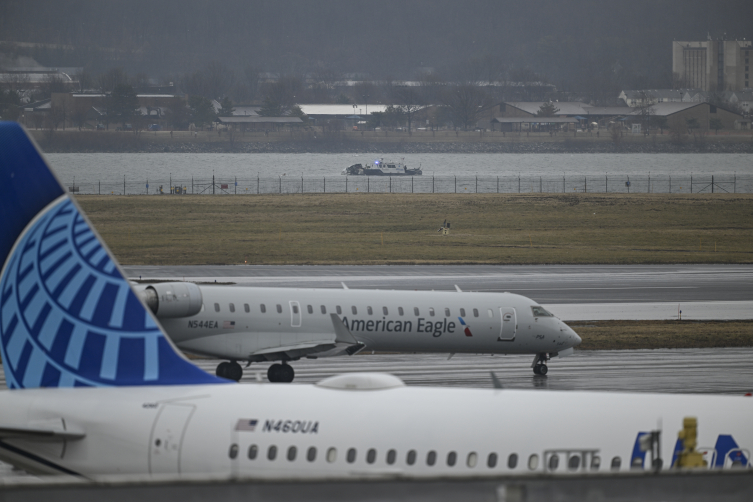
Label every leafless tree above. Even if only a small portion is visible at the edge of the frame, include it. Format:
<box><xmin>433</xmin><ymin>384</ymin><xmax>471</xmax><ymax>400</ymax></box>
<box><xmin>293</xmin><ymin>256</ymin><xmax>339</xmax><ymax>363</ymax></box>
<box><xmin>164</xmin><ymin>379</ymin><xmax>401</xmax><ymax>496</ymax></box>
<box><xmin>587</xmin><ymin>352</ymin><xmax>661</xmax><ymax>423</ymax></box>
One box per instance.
<box><xmin>440</xmin><ymin>84</ymin><xmax>492</xmax><ymax>130</ymax></box>
<box><xmin>97</xmin><ymin>68</ymin><xmax>129</xmax><ymax>93</ymax></box>
<box><xmin>390</xmin><ymin>85</ymin><xmax>424</xmax><ymax>133</ymax></box>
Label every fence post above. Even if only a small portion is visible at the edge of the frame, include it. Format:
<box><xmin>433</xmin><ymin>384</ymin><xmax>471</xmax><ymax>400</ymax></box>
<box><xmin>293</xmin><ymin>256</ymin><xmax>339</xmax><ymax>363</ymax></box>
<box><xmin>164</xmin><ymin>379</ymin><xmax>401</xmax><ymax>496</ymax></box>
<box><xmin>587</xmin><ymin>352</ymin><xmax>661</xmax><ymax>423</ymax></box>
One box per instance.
<box><xmin>711</xmin><ymin>175</ymin><xmax>714</xmax><ymax>194</ymax></box>
<box><xmin>213</xmin><ymin>175</ymin><xmax>215</xmax><ymax>195</ymax></box>
<box><xmin>584</xmin><ymin>177</ymin><xmax>587</xmax><ymax>193</ymax></box>
<box><xmin>432</xmin><ymin>176</ymin><xmax>435</xmax><ymax>193</ymax></box>
<box><xmin>324</xmin><ymin>177</ymin><xmax>326</xmax><ymax>193</ymax></box>
<box><xmin>170</xmin><ymin>173</ymin><xmax>171</xmax><ymax>194</ymax></box>
<box><xmin>389</xmin><ymin>176</ymin><xmax>391</xmax><ymax>193</ymax></box>
<box><xmin>123</xmin><ymin>175</ymin><xmax>125</xmax><ymax>195</ymax></box>
<box><xmin>563</xmin><ymin>175</ymin><xmax>565</xmax><ymax>193</ymax></box>
<box><xmin>476</xmin><ymin>176</ymin><xmax>478</xmax><ymax>193</ymax></box>
<box><xmin>690</xmin><ymin>174</ymin><xmax>693</xmax><ymax>193</ymax></box>
<box><xmin>146</xmin><ymin>178</ymin><xmax>148</xmax><ymax>195</ymax></box>
<box><xmin>605</xmin><ymin>175</ymin><xmax>608</xmax><ymax>193</ymax></box>
<box><xmin>257</xmin><ymin>175</ymin><xmax>259</xmax><ymax>194</ymax></box>
<box><xmin>301</xmin><ymin>176</ymin><xmax>303</xmax><ymax>194</ymax></box>
<box><xmin>236</xmin><ymin>176</ymin><xmax>237</xmax><ymax>195</ymax></box>
<box><xmin>368</xmin><ymin>176</ymin><xmax>370</xmax><ymax>193</ymax></box>
<box><xmin>669</xmin><ymin>176</ymin><xmax>671</xmax><ymax>193</ymax></box>
<box><xmin>411</xmin><ymin>176</ymin><xmax>413</xmax><ymax>193</ymax></box>
<box><xmin>454</xmin><ymin>176</ymin><xmax>456</xmax><ymax>193</ymax></box>
<box><xmin>497</xmin><ymin>176</ymin><xmax>499</xmax><ymax>193</ymax></box>
<box><xmin>279</xmin><ymin>176</ymin><xmax>281</xmax><ymax>194</ymax></box>
<box><xmin>539</xmin><ymin>176</ymin><xmax>542</xmax><ymax>193</ymax></box>
<box><xmin>734</xmin><ymin>173</ymin><xmax>736</xmax><ymax>193</ymax></box>
<box><xmin>99</xmin><ymin>180</ymin><xmax>100</xmax><ymax>195</ymax></box>
<box><xmin>346</xmin><ymin>176</ymin><xmax>348</xmax><ymax>193</ymax></box>
<box><xmin>192</xmin><ymin>177</ymin><xmax>193</xmax><ymax>194</ymax></box>
<box><xmin>518</xmin><ymin>176</ymin><xmax>520</xmax><ymax>193</ymax></box>
<box><xmin>648</xmin><ymin>173</ymin><xmax>650</xmax><ymax>194</ymax></box>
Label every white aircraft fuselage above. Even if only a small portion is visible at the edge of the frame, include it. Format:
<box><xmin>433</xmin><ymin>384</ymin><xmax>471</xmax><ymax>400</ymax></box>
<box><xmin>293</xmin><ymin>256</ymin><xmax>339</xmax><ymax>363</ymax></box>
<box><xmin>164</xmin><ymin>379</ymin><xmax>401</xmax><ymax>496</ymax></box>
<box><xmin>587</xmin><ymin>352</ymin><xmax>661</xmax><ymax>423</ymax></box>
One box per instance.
<box><xmin>0</xmin><ymin>376</ymin><xmax>750</xmax><ymax>478</ymax></box>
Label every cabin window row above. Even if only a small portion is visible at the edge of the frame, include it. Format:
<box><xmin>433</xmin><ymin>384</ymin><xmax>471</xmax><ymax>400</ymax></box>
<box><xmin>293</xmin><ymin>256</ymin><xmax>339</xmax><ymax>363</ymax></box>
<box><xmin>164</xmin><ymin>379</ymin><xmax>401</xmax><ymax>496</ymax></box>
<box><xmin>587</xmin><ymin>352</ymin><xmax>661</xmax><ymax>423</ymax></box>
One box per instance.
<box><xmin>214</xmin><ymin>303</ymin><xmax>493</xmax><ymax>319</ymax></box>
<box><xmin>229</xmin><ymin>445</ymin><xmax>616</xmax><ymax>472</ymax></box>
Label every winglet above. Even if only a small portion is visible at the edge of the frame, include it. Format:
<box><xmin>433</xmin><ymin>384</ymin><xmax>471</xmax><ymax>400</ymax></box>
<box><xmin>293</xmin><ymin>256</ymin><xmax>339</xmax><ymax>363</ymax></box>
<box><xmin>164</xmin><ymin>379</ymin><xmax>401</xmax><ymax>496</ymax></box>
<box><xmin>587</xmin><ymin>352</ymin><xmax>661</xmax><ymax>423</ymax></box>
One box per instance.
<box><xmin>0</xmin><ymin>122</ymin><xmax>228</xmax><ymax>389</ymax></box>
<box><xmin>455</xmin><ymin>285</ymin><xmax>462</xmax><ymax>292</ymax></box>
<box><xmin>330</xmin><ymin>314</ymin><xmax>365</xmax><ymax>355</ymax></box>
<box><xmin>490</xmin><ymin>371</ymin><xmax>503</xmax><ymax>389</ymax></box>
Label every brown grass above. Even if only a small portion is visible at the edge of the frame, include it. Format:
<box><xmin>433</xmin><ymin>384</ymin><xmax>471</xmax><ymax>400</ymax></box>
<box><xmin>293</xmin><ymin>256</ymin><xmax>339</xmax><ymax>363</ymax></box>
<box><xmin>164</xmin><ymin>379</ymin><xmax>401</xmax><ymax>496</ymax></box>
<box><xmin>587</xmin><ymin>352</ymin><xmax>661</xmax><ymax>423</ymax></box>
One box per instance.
<box><xmin>569</xmin><ymin>320</ymin><xmax>753</xmax><ymax>350</ymax></box>
<box><xmin>76</xmin><ymin>192</ymin><xmax>753</xmax><ymax>265</ymax></box>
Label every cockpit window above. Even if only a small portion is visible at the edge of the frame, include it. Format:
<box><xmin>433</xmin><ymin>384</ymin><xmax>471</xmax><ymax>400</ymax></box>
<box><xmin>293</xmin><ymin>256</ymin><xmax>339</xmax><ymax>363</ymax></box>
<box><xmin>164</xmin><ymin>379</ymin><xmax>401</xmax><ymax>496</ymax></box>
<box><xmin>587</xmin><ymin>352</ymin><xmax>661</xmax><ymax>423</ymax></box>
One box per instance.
<box><xmin>531</xmin><ymin>306</ymin><xmax>554</xmax><ymax>317</ymax></box>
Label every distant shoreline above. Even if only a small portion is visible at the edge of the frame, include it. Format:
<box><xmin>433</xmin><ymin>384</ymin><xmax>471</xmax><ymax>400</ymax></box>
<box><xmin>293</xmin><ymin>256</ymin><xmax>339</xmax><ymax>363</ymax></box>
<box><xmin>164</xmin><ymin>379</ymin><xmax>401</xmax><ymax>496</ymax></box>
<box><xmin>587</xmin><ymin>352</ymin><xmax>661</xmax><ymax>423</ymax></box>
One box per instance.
<box><xmin>32</xmin><ymin>130</ymin><xmax>753</xmax><ymax>154</ymax></box>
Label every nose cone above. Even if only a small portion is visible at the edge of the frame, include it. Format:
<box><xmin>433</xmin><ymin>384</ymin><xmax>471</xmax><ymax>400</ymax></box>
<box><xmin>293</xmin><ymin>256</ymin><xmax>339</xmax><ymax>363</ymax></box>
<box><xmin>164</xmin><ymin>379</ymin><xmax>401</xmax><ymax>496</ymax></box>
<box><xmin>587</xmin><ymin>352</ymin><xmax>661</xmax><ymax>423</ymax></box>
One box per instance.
<box><xmin>560</xmin><ymin>321</ymin><xmax>581</xmax><ymax>348</ymax></box>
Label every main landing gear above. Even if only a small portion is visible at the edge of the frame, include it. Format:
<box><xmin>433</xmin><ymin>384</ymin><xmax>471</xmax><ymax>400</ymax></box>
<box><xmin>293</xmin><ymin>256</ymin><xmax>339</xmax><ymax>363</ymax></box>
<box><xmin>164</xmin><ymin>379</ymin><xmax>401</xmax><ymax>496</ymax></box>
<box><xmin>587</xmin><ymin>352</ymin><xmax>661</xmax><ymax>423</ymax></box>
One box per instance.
<box><xmin>532</xmin><ymin>353</ymin><xmax>549</xmax><ymax>376</ymax></box>
<box><xmin>216</xmin><ymin>361</ymin><xmax>243</xmax><ymax>381</ymax></box>
<box><xmin>215</xmin><ymin>360</ymin><xmax>296</xmax><ymax>383</ymax></box>
<box><xmin>267</xmin><ymin>362</ymin><xmax>295</xmax><ymax>383</ymax></box>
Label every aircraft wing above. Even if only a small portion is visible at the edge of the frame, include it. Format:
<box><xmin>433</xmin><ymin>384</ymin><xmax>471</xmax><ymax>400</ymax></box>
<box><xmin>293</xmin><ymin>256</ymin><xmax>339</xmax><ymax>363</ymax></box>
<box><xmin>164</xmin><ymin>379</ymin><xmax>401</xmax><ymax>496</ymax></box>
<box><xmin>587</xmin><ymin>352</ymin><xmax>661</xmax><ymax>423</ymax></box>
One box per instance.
<box><xmin>0</xmin><ymin>419</ymin><xmax>85</xmax><ymax>442</ymax></box>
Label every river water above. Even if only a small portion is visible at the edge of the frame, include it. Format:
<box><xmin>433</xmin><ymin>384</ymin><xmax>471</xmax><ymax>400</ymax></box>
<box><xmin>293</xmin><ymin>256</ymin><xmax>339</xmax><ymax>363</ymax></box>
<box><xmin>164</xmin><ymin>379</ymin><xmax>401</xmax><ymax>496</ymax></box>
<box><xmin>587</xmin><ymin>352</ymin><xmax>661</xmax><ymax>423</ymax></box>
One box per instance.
<box><xmin>46</xmin><ymin>153</ymin><xmax>753</xmax><ymax>195</ymax></box>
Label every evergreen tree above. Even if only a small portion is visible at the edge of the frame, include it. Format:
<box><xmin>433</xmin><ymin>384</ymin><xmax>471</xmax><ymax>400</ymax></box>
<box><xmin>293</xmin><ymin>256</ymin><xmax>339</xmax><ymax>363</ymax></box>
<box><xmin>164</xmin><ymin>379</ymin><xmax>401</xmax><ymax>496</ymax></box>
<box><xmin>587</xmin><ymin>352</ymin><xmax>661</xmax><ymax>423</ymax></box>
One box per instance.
<box><xmin>188</xmin><ymin>95</ymin><xmax>217</xmax><ymax>129</ymax></box>
<box><xmin>535</xmin><ymin>101</ymin><xmax>560</xmax><ymax>117</ymax></box>
<box><xmin>258</xmin><ymin>97</ymin><xmax>283</xmax><ymax>117</ymax></box>
<box><xmin>218</xmin><ymin>97</ymin><xmax>235</xmax><ymax>117</ymax></box>
<box><xmin>108</xmin><ymin>84</ymin><xmax>139</xmax><ymax>127</ymax></box>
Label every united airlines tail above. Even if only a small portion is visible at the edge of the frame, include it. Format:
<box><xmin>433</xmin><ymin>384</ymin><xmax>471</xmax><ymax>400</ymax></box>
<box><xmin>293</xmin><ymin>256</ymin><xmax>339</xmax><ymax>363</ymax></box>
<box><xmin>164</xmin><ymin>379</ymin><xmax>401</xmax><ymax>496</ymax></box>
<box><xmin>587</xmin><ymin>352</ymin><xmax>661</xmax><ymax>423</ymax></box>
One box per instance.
<box><xmin>0</xmin><ymin>122</ymin><xmax>226</xmax><ymax>388</ymax></box>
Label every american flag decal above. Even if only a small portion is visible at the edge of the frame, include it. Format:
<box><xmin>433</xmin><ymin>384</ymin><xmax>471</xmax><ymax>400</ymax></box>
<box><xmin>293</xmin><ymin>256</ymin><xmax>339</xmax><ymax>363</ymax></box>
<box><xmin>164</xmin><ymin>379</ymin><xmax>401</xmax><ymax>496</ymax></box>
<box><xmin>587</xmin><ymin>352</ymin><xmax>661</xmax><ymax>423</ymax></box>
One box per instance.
<box><xmin>235</xmin><ymin>419</ymin><xmax>258</xmax><ymax>431</ymax></box>
<box><xmin>458</xmin><ymin>317</ymin><xmax>473</xmax><ymax>337</ymax></box>
<box><xmin>223</xmin><ymin>321</ymin><xmax>236</xmax><ymax>329</ymax></box>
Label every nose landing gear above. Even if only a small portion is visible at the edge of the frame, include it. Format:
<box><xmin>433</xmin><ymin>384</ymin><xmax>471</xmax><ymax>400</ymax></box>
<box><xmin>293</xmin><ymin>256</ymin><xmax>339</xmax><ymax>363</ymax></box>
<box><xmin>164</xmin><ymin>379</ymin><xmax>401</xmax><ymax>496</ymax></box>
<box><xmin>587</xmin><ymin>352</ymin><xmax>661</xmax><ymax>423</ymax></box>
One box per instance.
<box><xmin>216</xmin><ymin>360</ymin><xmax>243</xmax><ymax>381</ymax></box>
<box><xmin>267</xmin><ymin>362</ymin><xmax>295</xmax><ymax>383</ymax></box>
<box><xmin>532</xmin><ymin>353</ymin><xmax>549</xmax><ymax>376</ymax></box>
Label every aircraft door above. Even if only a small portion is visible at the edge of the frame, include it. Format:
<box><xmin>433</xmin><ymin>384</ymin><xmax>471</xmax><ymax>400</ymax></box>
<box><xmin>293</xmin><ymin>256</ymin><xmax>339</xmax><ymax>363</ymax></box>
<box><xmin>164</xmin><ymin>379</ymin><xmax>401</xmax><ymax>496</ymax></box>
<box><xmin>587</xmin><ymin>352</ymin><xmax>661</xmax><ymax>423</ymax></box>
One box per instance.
<box><xmin>498</xmin><ymin>308</ymin><xmax>516</xmax><ymax>341</ymax></box>
<box><xmin>289</xmin><ymin>301</ymin><xmax>302</xmax><ymax>327</ymax></box>
<box><xmin>149</xmin><ymin>404</ymin><xmax>195</xmax><ymax>475</ymax></box>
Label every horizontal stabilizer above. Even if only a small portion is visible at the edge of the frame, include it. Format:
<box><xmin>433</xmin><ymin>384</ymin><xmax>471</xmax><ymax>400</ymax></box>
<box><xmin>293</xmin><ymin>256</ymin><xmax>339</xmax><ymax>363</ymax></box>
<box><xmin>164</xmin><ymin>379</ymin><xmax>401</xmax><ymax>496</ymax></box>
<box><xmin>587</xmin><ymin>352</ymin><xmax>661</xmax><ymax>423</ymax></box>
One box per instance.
<box><xmin>0</xmin><ymin>418</ymin><xmax>85</xmax><ymax>441</ymax></box>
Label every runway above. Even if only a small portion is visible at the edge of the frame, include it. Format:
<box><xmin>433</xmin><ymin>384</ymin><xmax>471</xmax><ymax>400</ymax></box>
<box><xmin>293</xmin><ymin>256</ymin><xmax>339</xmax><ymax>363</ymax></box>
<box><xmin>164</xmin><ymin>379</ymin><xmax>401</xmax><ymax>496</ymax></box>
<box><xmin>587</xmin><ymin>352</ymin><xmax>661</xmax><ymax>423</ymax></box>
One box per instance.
<box><xmin>190</xmin><ymin>347</ymin><xmax>753</xmax><ymax>396</ymax></box>
<box><xmin>124</xmin><ymin>264</ymin><xmax>753</xmax><ymax>320</ymax></box>
<box><xmin>123</xmin><ymin>264</ymin><xmax>753</xmax><ymax>303</ymax></box>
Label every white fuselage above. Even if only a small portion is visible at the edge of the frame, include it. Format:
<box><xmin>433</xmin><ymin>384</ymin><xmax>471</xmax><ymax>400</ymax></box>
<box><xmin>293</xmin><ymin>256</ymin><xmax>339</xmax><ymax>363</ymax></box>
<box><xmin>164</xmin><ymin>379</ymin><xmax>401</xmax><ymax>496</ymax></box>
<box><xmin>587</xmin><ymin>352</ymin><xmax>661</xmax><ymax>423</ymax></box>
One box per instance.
<box><xmin>0</xmin><ymin>381</ymin><xmax>749</xmax><ymax>478</ymax></box>
<box><xmin>158</xmin><ymin>287</ymin><xmax>579</xmax><ymax>361</ymax></box>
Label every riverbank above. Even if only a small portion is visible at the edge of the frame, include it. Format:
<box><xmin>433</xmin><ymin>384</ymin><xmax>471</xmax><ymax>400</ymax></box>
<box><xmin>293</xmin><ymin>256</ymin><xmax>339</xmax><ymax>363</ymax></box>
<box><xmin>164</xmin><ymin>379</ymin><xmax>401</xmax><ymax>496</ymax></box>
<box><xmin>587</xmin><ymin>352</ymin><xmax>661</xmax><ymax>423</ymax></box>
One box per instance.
<box><xmin>33</xmin><ymin>129</ymin><xmax>753</xmax><ymax>154</ymax></box>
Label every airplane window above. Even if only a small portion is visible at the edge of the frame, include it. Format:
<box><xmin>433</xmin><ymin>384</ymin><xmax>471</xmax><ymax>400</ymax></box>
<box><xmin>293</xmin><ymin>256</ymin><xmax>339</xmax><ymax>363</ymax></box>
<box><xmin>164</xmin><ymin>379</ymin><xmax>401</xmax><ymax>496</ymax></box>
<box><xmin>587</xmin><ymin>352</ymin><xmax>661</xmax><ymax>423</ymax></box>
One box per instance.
<box><xmin>367</xmin><ymin>449</ymin><xmax>376</xmax><ymax>464</ymax></box>
<box><xmin>292</xmin><ymin>305</ymin><xmax>299</xmax><ymax>314</ymax></box>
<box><xmin>487</xmin><ymin>309</ymin><xmax>493</xmax><ymax>318</ymax></box>
<box><xmin>327</xmin><ymin>447</ymin><xmax>337</xmax><ymax>463</ymax></box>
<box><xmin>487</xmin><ymin>453</ymin><xmax>498</xmax><ymax>468</ymax></box>
<box><xmin>447</xmin><ymin>451</ymin><xmax>457</xmax><ymax>466</ymax></box>
<box><xmin>367</xmin><ymin>306</ymin><xmax>373</xmax><ymax>315</ymax></box>
<box><xmin>260</xmin><ymin>304</ymin><xmax>266</xmax><ymax>313</ymax></box>
<box><xmin>528</xmin><ymin>454</ymin><xmax>539</xmax><ymax>470</ymax></box>
<box><xmin>610</xmin><ymin>457</ymin><xmax>621</xmax><ymax>471</ymax></box>
<box><xmin>268</xmin><ymin>445</ymin><xmax>277</xmax><ymax>461</ymax></box>
<box><xmin>426</xmin><ymin>451</ymin><xmax>437</xmax><ymax>466</ymax></box>
<box><xmin>383</xmin><ymin>307</ymin><xmax>388</xmax><ymax>315</ymax></box>
<box><xmin>444</xmin><ymin>308</ymin><xmax>450</xmax><ymax>317</ymax></box>
<box><xmin>508</xmin><ymin>453</ymin><xmax>518</xmax><ymax>469</ymax></box>
<box><xmin>630</xmin><ymin>457</ymin><xmax>643</xmax><ymax>469</ymax></box>
<box><xmin>568</xmin><ymin>455</ymin><xmax>581</xmax><ymax>470</ymax></box>
<box><xmin>287</xmin><ymin>446</ymin><xmax>297</xmax><ymax>462</ymax></box>
<box><xmin>591</xmin><ymin>455</ymin><xmax>601</xmax><ymax>471</ymax></box>
<box><xmin>460</xmin><ymin>308</ymin><xmax>466</xmax><ymax>317</ymax></box>
<box><xmin>467</xmin><ymin>452</ymin><xmax>478</xmax><ymax>468</ymax></box>
<box><xmin>336</xmin><ymin>306</ymin><xmax>342</xmax><ymax>315</ymax></box>
<box><xmin>531</xmin><ymin>306</ymin><xmax>554</xmax><ymax>317</ymax></box>
<box><xmin>473</xmin><ymin>308</ymin><xmax>479</xmax><ymax>317</ymax></box>
<box><xmin>248</xmin><ymin>444</ymin><xmax>258</xmax><ymax>460</ymax></box>
<box><xmin>398</xmin><ymin>307</ymin><xmax>404</xmax><ymax>316</ymax></box>
<box><xmin>307</xmin><ymin>305</ymin><xmax>313</xmax><ymax>314</ymax></box>
<box><xmin>548</xmin><ymin>454</ymin><xmax>559</xmax><ymax>471</ymax></box>
<box><xmin>214</xmin><ymin>303</ymin><xmax>220</xmax><ymax>312</ymax></box>
<box><xmin>414</xmin><ymin>307</ymin><xmax>419</xmax><ymax>316</ymax></box>
<box><xmin>407</xmin><ymin>450</ymin><xmax>417</xmax><ymax>465</ymax></box>
<box><xmin>277</xmin><ymin>304</ymin><xmax>282</xmax><ymax>313</ymax></box>
<box><xmin>321</xmin><ymin>305</ymin><xmax>327</xmax><ymax>314</ymax></box>
<box><xmin>428</xmin><ymin>308</ymin><xmax>435</xmax><ymax>317</ymax></box>
<box><xmin>387</xmin><ymin>449</ymin><xmax>397</xmax><ymax>465</ymax></box>
<box><xmin>347</xmin><ymin>448</ymin><xmax>357</xmax><ymax>463</ymax></box>
<box><xmin>229</xmin><ymin>303</ymin><xmax>235</xmax><ymax>313</ymax></box>
<box><xmin>307</xmin><ymin>447</ymin><xmax>317</xmax><ymax>462</ymax></box>
<box><xmin>244</xmin><ymin>304</ymin><xmax>250</xmax><ymax>313</ymax></box>
<box><xmin>228</xmin><ymin>444</ymin><xmax>238</xmax><ymax>459</ymax></box>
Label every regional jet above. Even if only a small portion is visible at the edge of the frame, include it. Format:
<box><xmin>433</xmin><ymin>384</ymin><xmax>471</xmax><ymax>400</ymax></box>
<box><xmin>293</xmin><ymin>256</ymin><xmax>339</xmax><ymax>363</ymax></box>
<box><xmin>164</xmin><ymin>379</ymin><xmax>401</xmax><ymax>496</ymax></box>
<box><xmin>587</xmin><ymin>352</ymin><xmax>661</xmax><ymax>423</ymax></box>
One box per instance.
<box><xmin>0</xmin><ymin>122</ymin><xmax>751</xmax><ymax>479</ymax></box>
<box><xmin>134</xmin><ymin>282</ymin><xmax>581</xmax><ymax>382</ymax></box>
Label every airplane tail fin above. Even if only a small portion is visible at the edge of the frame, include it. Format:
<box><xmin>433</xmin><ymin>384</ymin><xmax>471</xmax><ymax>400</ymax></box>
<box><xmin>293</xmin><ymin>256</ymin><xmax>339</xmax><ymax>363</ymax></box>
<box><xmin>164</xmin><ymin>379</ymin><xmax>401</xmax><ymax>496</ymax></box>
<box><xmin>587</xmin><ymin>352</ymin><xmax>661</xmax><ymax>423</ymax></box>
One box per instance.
<box><xmin>0</xmin><ymin>122</ymin><xmax>227</xmax><ymax>389</ymax></box>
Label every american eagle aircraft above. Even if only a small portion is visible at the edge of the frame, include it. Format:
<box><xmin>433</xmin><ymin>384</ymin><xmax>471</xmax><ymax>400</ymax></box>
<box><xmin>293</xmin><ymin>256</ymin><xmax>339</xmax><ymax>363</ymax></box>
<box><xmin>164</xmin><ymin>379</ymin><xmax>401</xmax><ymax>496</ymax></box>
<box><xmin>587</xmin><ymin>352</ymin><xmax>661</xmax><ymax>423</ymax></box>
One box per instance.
<box><xmin>134</xmin><ymin>280</ymin><xmax>582</xmax><ymax>382</ymax></box>
<box><xmin>0</xmin><ymin>122</ymin><xmax>750</xmax><ymax>479</ymax></box>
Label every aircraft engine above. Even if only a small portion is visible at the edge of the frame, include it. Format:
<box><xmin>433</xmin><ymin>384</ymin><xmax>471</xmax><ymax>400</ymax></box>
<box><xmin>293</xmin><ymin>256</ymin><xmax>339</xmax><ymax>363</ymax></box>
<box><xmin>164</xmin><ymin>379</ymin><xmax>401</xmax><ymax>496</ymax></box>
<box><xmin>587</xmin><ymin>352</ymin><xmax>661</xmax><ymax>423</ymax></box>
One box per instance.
<box><xmin>134</xmin><ymin>282</ymin><xmax>203</xmax><ymax>318</ymax></box>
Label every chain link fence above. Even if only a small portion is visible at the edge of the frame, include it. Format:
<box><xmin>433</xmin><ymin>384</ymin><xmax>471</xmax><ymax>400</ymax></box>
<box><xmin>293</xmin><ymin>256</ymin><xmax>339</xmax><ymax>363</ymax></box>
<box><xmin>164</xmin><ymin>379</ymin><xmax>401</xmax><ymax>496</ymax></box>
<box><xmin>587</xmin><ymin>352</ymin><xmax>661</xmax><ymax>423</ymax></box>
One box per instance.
<box><xmin>66</xmin><ymin>174</ymin><xmax>751</xmax><ymax>196</ymax></box>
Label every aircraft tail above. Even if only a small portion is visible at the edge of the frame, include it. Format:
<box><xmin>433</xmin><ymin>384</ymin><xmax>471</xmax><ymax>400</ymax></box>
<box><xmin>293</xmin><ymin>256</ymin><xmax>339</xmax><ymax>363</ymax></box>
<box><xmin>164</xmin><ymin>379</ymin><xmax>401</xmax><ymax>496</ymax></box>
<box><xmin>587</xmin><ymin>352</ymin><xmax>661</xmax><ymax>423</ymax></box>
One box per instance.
<box><xmin>0</xmin><ymin>122</ymin><xmax>227</xmax><ymax>389</ymax></box>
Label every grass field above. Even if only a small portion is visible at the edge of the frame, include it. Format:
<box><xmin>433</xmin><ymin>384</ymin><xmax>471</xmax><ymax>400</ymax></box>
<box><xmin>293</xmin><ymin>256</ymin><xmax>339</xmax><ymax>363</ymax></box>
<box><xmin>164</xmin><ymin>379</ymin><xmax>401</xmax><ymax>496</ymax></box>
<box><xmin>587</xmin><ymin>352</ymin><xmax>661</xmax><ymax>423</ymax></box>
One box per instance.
<box><xmin>77</xmin><ymin>192</ymin><xmax>753</xmax><ymax>265</ymax></box>
<box><xmin>568</xmin><ymin>320</ymin><xmax>753</xmax><ymax>350</ymax></box>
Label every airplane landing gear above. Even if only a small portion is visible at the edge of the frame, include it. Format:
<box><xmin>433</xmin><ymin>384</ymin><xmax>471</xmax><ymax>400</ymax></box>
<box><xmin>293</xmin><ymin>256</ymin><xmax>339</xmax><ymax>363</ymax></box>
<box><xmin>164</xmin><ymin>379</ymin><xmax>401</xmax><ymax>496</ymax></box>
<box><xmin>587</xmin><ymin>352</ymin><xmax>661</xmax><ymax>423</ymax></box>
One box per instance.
<box><xmin>268</xmin><ymin>362</ymin><xmax>295</xmax><ymax>383</ymax></box>
<box><xmin>216</xmin><ymin>361</ymin><xmax>243</xmax><ymax>381</ymax></box>
<box><xmin>532</xmin><ymin>353</ymin><xmax>549</xmax><ymax>376</ymax></box>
